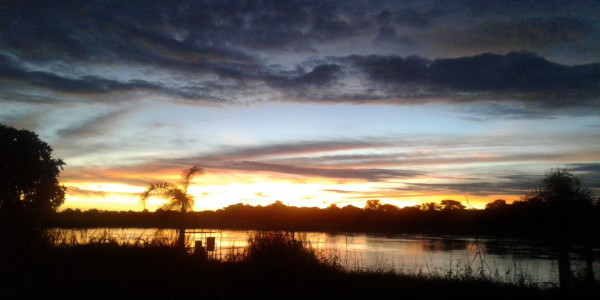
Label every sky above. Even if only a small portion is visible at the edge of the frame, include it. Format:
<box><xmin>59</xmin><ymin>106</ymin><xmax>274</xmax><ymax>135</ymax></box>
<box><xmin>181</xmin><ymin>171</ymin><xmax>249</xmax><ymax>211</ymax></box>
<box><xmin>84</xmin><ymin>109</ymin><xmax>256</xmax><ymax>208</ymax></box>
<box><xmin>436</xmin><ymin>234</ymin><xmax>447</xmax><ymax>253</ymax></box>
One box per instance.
<box><xmin>1</xmin><ymin>0</ymin><xmax>599</xmax><ymax>211</ymax></box>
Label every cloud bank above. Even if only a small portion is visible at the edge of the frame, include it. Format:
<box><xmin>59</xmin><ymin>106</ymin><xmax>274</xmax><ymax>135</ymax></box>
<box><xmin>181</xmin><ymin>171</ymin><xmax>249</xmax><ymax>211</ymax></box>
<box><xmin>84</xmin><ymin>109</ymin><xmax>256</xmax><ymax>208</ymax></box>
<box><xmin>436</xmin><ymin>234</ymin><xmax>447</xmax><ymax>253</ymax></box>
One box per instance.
<box><xmin>0</xmin><ymin>0</ymin><xmax>597</xmax><ymax>117</ymax></box>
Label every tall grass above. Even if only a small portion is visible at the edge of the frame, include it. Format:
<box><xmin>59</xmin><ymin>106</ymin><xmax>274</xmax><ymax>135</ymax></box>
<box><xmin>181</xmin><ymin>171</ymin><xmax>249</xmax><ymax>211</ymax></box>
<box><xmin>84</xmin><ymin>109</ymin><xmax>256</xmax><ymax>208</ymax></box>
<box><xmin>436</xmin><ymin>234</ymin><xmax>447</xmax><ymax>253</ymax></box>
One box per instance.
<box><xmin>236</xmin><ymin>231</ymin><xmax>336</xmax><ymax>271</ymax></box>
<box><xmin>44</xmin><ymin>228</ymin><xmax>185</xmax><ymax>248</ymax></box>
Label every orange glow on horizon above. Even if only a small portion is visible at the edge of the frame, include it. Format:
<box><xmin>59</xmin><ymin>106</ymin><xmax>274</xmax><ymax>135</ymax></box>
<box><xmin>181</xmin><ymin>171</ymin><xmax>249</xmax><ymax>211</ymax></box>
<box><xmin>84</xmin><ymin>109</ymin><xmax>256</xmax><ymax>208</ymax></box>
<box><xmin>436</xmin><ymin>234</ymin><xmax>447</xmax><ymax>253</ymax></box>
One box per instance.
<box><xmin>61</xmin><ymin>168</ymin><xmax>521</xmax><ymax>212</ymax></box>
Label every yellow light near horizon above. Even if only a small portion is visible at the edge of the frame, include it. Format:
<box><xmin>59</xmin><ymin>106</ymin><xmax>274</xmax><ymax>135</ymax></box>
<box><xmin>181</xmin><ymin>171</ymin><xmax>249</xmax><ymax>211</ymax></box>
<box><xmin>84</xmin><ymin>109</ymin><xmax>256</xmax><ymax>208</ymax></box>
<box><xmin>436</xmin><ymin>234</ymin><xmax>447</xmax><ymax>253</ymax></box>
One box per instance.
<box><xmin>187</xmin><ymin>181</ymin><xmax>340</xmax><ymax>210</ymax></box>
<box><xmin>60</xmin><ymin>170</ymin><xmax>522</xmax><ymax>212</ymax></box>
<box><xmin>63</xmin><ymin>193</ymin><xmax>138</xmax><ymax>211</ymax></box>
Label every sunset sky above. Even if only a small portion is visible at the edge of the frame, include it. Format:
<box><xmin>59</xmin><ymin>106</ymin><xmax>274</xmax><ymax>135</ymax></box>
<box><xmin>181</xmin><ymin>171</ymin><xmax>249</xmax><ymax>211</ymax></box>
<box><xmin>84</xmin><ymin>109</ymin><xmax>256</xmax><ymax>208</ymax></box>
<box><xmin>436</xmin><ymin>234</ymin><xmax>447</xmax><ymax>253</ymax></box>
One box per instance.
<box><xmin>1</xmin><ymin>0</ymin><xmax>599</xmax><ymax>211</ymax></box>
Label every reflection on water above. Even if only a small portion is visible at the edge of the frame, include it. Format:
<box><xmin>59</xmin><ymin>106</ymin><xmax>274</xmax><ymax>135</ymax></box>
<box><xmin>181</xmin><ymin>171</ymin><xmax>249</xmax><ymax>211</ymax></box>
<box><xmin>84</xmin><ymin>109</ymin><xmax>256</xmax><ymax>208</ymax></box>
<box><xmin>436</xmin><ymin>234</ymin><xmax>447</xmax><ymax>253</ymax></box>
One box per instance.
<box><xmin>421</xmin><ymin>238</ymin><xmax>469</xmax><ymax>252</ymax></box>
<box><xmin>48</xmin><ymin>228</ymin><xmax>599</xmax><ymax>285</ymax></box>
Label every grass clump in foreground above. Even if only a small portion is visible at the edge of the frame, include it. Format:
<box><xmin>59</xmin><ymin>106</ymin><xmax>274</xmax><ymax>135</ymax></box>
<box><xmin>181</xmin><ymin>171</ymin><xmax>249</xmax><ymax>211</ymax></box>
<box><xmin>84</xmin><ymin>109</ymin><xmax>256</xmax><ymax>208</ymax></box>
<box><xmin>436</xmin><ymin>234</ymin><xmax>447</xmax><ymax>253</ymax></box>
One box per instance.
<box><xmin>242</xmin><ymin>231</ymin><xmax>333</xmax><ymax>270</ymax></box>
<box><xmin>0</xmin><ymin>230</ymin><xmax>596</xmax><ymax>299</ymax></box>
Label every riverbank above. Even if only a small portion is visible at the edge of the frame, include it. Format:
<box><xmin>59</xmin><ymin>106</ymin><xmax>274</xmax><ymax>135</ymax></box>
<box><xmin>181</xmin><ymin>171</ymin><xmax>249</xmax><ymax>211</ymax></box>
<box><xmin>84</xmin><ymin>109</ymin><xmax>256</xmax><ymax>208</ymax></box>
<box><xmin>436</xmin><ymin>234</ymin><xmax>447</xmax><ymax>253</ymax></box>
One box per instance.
<box><xmin>1</xmin><ymin>230</ymin><xmax>596</xmax><ymax>299</ymax></box>
<box><xmin>45</xmin><ymin>202</ymin><xmax>600</xmax><ymax>240</ymax></box>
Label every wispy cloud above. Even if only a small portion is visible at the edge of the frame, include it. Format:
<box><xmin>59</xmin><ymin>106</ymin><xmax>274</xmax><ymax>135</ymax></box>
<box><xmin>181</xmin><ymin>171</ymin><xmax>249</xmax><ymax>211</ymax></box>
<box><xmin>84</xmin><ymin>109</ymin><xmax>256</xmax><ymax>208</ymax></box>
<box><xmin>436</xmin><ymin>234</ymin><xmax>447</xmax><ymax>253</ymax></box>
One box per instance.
<box><xmin>197</xmin><ymin>139</ymin><xmax>396</xmax><ymax>161</ymax></box>
<box><xmin>56</xmin><ymin>110</ymin><xmax>129</xmax><ymax>139</ymax></box>
<box><xmin>214</xmin><ymin>161</ymin><xmax>422</xmax><ymax>182</ymax></box>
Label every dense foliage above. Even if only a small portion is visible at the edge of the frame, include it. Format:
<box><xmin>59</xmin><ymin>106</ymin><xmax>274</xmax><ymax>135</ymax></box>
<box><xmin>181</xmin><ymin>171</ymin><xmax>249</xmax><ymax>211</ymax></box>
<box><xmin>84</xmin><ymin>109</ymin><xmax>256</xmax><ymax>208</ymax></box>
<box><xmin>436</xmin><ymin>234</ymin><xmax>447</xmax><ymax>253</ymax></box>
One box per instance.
<box><xmin>0</xmin><ymin>124</ymin><xmax>65</xmax><ymax>215</ymax></box>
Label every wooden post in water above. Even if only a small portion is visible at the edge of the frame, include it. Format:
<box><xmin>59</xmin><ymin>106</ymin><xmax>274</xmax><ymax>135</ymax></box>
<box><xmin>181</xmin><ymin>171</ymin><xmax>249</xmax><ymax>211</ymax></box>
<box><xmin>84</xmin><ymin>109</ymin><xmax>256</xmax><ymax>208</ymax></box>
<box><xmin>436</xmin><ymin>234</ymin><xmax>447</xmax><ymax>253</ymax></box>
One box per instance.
<box><xmin>177</xmin><ymin>227</ymin><xmax>186</xmax><ymax>249</ymax></box>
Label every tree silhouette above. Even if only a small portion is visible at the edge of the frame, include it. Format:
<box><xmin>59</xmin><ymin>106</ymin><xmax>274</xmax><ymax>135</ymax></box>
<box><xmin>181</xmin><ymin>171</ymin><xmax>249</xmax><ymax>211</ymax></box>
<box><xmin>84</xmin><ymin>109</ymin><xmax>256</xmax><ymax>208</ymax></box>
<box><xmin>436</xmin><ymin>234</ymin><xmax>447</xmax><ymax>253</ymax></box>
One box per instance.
<box><xmin>484</xmin><ymin>199</ymin><xmax>507</xmax><ymax>210</ymax></box>
<box><xmin>326</xmin><ymin>203</ymin><xmax>339</xmax><ymax>210</ymax></box>
<box><xmin>365</xmin><ymin>199</ymin><xmax>381</xmax><ymax>211</ymax></box>
<box><xmin>439</xmin><ymin>200</ymin><xmax>466</xmax><ymax>211</ymax></box>
<box><xmin>420</xmin><ymin>202</ymin><xmax>441</xmax><ymax>212</ymax></box>
<box><xmin>0</xmin><ymin>124</ymin><xmax>66</xmax><ymax>219</ymax></box>
<box><xmin>140</xmin><ymin>164</ymin><xmax>204</xmax><ymax>248</ymax></box>
<box><xmin>523</xmin><ymin>168</ymin><xmax>594</xmax><ymax>292</ymax></box>
<box><xmin>379</xmin><ymin>204</ymin><xmax>400</xmax><ymax>213</ymax></box>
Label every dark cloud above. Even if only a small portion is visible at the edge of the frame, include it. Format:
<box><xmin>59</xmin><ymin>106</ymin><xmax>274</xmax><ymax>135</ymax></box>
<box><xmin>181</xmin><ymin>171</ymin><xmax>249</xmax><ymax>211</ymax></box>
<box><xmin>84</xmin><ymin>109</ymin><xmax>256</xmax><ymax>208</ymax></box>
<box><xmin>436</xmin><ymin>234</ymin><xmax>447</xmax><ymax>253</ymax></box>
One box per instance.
<box><xmin>0</xmin><ymin>53</ymin><xmax>232</xmax><ymax>103</ymax></box>
<box><xmin>569</xmin><ymin>163</ymin><xmax>600</xmax><ymax>173</ymax></box>
<box><xmin>0</xmin><ymin>0</ymin><xmax>255</xmax><ymax>65</ymax></box>
<box><xmin>348</xmin><ymin>55</ymin><xmax>429</xmax><ymax>83</ymax></box>
<box><xmin>395</xmin><ymin>174</ymin><xmax>543</xmax><ymax>196</ymax></box>
<box><xmin>429</xmin><ymin>52</ymin><xmax>600</xmax><ymax>91</ymax></box>
<box><xmin>458</xmin><ymin>0</ymin><xmax>598</xmax><ymax>17</ymax></box>
<box><xmin>4</xmin><ymin>70</ymin><xmax>160</xmax><ymax>95</ymax></box>
<box><xmin>392</xmin><ymin>7</ymin><xmax>446</xmax><ymax>28</ymax></box>
<box><xmin>374</xmin><ymin>26</ymin><xmax>398</xmax><ymax>42</ymax></box>
<box><xmin>568</xmin><ymin>163</ymin><xmax>600</xmax><ymax>193</ymax></box>
<box><xmin>266</xmin><ymin>64</ymin><xmax>342</xmax><ymax>88</ymax></box>
<box><xmin>0</xmin><ymin>53</ymin><xmax>162</xmax><ymax>95</ymax></box>
<box><xmin>350</xmin><ymin>52</ymin><xmax>600</xmax><ymax>92</ymax></box>
<box><xmin>0</xmin><ymin>0</ymin><xmax>598</xmax><ymax>116</ymax></box>
<box><xmin>469</xmin><ymin>18</ymin><xmax>592</xmax><ymax>47</ymax></box>
<box><xmin>0</xmin><ymin>0</ymin><xmax>363</xmax><ymax>64</ymax></box>
<box><xmin>294</xmin><ymin>64</ymin><xmax>342</xmax><ymax>86</ymax></box>
<box><xmin>346</xmin><ymin>52</ymin><xmax>600</xmax><ymax>110</ymax></box>
<box><xmin>2</xmin><ymin>0</ymin><xmax>596</xmax><ymax>64</ymax></box>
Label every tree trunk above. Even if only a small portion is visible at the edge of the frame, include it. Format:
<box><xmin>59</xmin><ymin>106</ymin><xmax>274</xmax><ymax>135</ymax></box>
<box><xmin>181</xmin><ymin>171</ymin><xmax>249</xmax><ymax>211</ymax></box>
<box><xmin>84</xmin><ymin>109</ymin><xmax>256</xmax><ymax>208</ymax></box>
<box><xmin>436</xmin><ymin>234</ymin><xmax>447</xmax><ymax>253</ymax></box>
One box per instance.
<box><xmin>558</xmin><ymin>238</ymin><xmax>572</xmax><ymax>293</ymax></box>
<box><xmin>178</xmin><ymin>208</ymin><xmax>187</xmax><ymax>249</ymax></box>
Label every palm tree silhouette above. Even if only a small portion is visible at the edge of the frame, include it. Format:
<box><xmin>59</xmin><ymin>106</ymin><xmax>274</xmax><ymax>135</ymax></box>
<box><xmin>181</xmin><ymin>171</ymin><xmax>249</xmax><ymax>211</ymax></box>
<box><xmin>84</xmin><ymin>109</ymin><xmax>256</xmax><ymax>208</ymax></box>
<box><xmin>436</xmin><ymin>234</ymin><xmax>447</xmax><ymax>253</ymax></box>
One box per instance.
<box><xmin>140</xmin><ymin>164</ymin><xmax>204</xmax><ymax>248</ymax></box>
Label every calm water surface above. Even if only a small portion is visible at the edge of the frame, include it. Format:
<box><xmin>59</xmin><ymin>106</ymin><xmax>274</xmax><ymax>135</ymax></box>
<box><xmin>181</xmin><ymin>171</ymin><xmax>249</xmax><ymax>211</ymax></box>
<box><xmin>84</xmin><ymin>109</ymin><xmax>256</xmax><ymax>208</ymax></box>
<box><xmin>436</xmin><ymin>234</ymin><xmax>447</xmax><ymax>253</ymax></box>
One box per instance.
<box><xmin>50</xmin><ymin>228</ymin><xmax>599</xmax><ymax>285</ymax></box>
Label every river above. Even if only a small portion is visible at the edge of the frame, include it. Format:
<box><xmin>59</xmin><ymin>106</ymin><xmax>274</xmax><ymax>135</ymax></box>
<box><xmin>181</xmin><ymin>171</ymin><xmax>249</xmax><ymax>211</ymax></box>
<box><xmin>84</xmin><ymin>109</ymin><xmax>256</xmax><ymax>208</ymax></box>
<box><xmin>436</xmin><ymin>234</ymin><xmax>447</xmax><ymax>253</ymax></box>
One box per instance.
<box><xmin>48</xmin><ymin>228</ymin><xmax>599</xmax><ymax>286</ymax></box>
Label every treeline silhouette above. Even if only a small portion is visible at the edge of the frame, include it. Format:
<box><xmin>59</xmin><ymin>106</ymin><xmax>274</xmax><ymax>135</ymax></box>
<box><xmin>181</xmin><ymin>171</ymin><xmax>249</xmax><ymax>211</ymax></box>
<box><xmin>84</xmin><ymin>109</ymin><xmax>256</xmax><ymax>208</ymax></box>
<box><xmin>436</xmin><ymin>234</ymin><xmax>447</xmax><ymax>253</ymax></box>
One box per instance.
<box><xmin>48</xmin><ymin>198</ymin><xmax>600</xmax><ymax>238</ymax></box>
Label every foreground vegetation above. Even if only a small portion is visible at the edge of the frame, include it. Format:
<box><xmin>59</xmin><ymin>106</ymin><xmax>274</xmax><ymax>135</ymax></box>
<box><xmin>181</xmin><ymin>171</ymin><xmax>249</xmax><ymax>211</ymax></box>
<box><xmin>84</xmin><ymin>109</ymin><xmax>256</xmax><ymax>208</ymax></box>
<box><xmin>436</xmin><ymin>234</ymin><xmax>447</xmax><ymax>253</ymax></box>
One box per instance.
<box><xmin>1</xmin><ymin>230</ymin><xmax>597</xmax><ymax>299</ymax></box>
